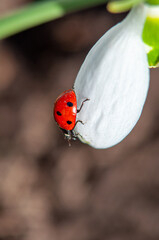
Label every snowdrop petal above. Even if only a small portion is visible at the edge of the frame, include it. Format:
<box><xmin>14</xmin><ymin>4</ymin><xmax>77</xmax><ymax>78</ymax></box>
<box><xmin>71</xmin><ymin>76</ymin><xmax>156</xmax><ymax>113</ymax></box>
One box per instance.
<box><xmin>73</xmin><ymin>4</ymin><xmax>149</xmax><ymax>149</ymax></box>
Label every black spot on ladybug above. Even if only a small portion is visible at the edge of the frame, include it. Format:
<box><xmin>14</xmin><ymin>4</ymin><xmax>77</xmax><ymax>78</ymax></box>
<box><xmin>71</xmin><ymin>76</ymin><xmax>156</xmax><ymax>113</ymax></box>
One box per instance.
<box><xmin>57</xmin><ymin>111</ymin><xmax>62</xmax><ymax>116</ymax></box>
<box><xmin>67</xmin><ymin>120</ymin><xmax>72</xmax><ymax>125</ymax></box>
<box><xmin>67</xmin><ymin>102</ymin><xmax>73</xmax><ymax>107</ymax></box>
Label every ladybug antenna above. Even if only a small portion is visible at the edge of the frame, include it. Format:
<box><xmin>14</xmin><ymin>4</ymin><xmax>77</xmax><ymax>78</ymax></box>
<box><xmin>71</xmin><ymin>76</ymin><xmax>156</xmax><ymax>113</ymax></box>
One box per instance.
<box><xmin>68</xmin><ymin>139</ymin><xmax>71</xmax><ymax>147</ymax></box>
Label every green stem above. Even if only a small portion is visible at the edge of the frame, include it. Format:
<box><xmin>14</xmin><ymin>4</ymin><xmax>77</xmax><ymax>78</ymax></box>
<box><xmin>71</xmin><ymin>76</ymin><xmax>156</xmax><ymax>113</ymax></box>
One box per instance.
<box><xmin>146</xmin><ymin>0</ymin><xmax>159</xmax><ymax>4</ymax></box>
<box><xmin>0</xmin><ymin>0</ymin><xmax>107</xmax><ymax>39</ymax></box>
<box><xmin>107</xmin><ymin>0</ymin><xmax>144</xmax><ymax>13</ymax></box>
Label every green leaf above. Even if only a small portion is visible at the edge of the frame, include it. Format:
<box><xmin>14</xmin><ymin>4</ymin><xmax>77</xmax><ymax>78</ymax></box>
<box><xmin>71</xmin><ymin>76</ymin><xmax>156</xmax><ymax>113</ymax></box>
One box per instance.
<box><xmin>142</xmin><ymin>12</ymin><xmax>159</xmax><ymax>67</ymax></box>
<box><xmin>147</xmin><ymin>48</ymin><xmax>159</xmax><ymax>67</ymax></box>
<box><xmin>146</xmin><ymin>0</ymin><xmax>159</xmax><ymax>5</ymax></box>
<box><xmin>107</xmin><ymin>0</ymin><xmax>143</xmax><ymax>13</ymax></box>
<box><xmin>0</xmin><ymin>0</ymin><xmax>107</xmax><ymax>39</ymax></box>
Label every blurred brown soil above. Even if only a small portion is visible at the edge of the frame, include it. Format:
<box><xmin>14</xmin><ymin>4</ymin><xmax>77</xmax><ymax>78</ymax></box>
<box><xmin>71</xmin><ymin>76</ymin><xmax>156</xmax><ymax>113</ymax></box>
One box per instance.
<box><xmin>0</xmin><ymin>2</ymin><xmax>159</xmax><ymax>240</ymax></box>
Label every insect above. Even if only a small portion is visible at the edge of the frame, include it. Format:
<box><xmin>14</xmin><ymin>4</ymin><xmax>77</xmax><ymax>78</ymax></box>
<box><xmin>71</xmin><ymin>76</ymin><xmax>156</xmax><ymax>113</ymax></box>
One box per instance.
<box><xmin>54</xmin><ymin>89</ymin><xmax>89</xmax><ymax>143</ymax></box>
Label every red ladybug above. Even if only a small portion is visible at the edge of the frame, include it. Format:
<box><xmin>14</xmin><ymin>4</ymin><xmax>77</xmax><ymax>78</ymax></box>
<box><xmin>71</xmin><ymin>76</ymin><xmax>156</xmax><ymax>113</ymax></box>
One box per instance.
<box><xmin>54</xmin><ymin>89</ymin><xmax>89</xmax><ymax>141</ymax></box>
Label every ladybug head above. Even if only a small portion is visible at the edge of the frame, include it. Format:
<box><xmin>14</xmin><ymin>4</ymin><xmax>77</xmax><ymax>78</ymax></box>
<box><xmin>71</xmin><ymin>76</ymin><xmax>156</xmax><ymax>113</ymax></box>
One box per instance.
<box><xmin>60</xmin><ymin>128</ymin><xmax>76</xmax><ymax>146</ymax></box>
<box><xmin>61</xmin><ymin>128</ymin><xmax>72</xmax><ymax>140</ymax></box>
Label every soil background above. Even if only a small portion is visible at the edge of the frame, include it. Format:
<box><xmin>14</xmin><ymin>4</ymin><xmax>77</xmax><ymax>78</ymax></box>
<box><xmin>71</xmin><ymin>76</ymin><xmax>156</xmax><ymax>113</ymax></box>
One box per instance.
<box><xmin>0</xmin><ymin>1</ymin><xmax>159</xmax><ymax>240</ymax></box>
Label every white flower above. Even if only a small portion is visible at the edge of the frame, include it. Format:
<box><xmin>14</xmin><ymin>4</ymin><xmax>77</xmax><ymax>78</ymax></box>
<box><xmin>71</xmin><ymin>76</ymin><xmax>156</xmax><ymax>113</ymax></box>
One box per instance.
<box><xmin>73</xmin><ymin>4</ymin><xmax>149</xmax><ymax>149</ymax></box>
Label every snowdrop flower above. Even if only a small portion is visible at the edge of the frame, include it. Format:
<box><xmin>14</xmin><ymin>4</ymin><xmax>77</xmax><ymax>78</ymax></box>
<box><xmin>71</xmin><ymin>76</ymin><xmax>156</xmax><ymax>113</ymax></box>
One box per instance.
<box><xmin>73</xmin><ymin>4</ymin><xmax>149</xmax><ymax>149</ymax></box>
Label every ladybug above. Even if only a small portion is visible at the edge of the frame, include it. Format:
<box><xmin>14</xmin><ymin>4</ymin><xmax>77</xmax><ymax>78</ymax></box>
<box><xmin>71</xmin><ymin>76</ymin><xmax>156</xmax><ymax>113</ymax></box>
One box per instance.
<box><xmin>54</xmin><ymin>89</ymin><xmax>89</xmax><ymax>142</ymax></box>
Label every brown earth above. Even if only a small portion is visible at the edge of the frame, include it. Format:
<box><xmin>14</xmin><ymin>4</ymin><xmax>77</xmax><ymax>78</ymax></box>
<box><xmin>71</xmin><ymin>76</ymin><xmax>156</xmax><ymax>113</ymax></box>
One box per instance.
<box><xmin>0</xmin><ymin>1</ymin><xmax>159</xmax><ymax>240</ymax></box>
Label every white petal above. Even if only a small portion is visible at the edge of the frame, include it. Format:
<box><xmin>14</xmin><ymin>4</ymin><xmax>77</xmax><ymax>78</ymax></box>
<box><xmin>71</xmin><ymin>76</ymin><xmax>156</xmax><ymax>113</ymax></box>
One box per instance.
<box><xmin>146</xmin><ymin>5</ymin><xmax>159</xmax><ymax>18</ymax></box>
<box><xmin>73</xmin><ymin>4</ymin><xmax>150</xmax><ymax>149</ymax></box>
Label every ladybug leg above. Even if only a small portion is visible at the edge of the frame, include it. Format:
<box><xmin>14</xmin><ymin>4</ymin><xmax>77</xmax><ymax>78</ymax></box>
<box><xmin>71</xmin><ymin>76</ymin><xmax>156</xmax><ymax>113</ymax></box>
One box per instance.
<box><xmin>77</xmin><ymin>98</ymin><xmax>89</xmax><ymax>113</ymax></box>
<box><xmin>70</xmin><ymin>130</ymin><xmax>77</xmax><ymax>141</ymax></box>
<box><xmin>74</xmin><ymin>120</ymin><xmax>84</xmax><ymax>128</ymax></box>
<box><xmin>63</xmin><ymin>130</ymin><xmax>72</xmax><ymax>146</ymax></box>
<box><xmin>72</xmin><ymin>130</ymin><xmax>84</xmax><ymax>142</ymax></box>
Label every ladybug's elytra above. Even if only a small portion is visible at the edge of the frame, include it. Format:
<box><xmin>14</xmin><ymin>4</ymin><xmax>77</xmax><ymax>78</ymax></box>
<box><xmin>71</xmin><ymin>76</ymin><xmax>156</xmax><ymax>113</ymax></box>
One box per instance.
<box><xmin>54</xmin><ymin>89</ymin><xmax>89</xmax><ymax>141</ymax></box>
